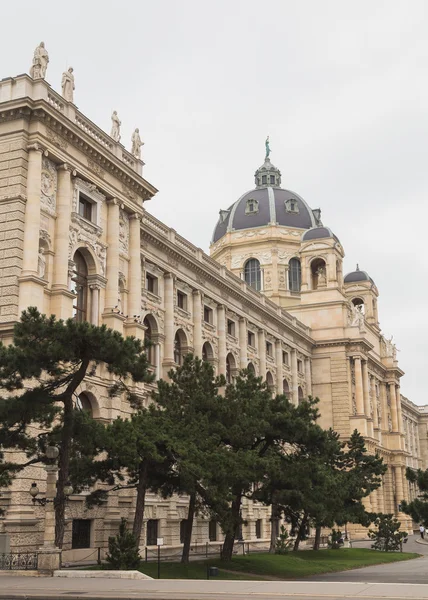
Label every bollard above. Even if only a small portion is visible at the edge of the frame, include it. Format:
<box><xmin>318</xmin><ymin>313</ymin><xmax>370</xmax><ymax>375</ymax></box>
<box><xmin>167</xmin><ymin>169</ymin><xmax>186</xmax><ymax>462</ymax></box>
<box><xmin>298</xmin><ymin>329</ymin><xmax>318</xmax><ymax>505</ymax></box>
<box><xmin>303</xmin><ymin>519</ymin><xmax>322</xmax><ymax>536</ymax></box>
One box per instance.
<box><xmin>207</xmin><ymin>566</ymin><xmax>219</xmax><ymax>580</ymax></box>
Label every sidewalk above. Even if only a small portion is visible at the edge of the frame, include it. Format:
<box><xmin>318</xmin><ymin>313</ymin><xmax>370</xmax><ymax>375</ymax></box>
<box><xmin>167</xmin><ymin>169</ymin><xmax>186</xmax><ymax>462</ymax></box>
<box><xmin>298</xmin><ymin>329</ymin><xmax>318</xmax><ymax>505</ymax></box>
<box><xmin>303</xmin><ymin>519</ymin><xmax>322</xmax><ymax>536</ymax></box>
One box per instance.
<box><xmin>1</xmin><ymin>577</ymin><xmax>428</xmax><ymax>600</ymax></box>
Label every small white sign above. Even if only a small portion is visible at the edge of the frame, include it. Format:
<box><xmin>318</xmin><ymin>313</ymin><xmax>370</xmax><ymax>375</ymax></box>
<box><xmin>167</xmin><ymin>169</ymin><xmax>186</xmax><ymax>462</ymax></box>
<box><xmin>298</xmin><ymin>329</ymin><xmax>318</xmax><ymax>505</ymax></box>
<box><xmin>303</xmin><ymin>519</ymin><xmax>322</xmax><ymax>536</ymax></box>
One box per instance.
<box><xmin>157</xmin><ymin>537</ymin><xmax>164</xmax><ymax>546</ymax></box>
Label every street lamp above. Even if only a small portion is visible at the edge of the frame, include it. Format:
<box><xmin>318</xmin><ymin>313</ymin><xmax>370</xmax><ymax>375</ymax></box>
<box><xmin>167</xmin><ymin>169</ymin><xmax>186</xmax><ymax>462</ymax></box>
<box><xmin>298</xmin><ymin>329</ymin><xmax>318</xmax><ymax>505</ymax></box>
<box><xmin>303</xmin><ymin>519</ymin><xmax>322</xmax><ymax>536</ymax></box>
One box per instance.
<box><xmin>28</xmin><ymin>445</ymin><xmax>73</xmax><ymax>505</ymax></box>
<box><xmin>29</xmin><ymin>480</ymin><xmax>73</xmax><ymax>505</ymax></box>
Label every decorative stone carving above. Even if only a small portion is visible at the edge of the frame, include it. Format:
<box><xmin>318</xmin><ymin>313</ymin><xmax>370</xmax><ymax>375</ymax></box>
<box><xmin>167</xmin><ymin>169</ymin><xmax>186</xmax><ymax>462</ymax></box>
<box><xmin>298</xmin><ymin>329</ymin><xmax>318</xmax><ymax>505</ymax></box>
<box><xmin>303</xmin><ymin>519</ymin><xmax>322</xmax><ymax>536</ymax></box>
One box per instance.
<box><xmin>87</xmin><ymin>159</ymin><xmax>105</xmax><ymax>179</ymax></box>
<box><xmin>348</xmin><ymin>303</ymin><xmax>364</xmax><ymax>330</ymax></box>
<box><xmin>352</xmin><ymin>393</ymin><xmax>357</xmax><ymax>415</ymax></box>
<box><xmin>110</xmin><ymin>111</ymin><xmax>121</xmax><ymax>142</ymax></box>
<box><xmin>45</xmin><ymin>128</ymin><xmax>68</xmax><ymax>150</ymax></box>
<box><xmin>119</xmin><ymin>209</ymin><xmax>130</xmax><ymax>254</ymax></box>
<box><xmin>61</xmin><ymin>67</ymin><xmax>75</xmax><ymax>103</ymax></box>
<box><xmin>131</xmin><ymin>128</ymin><xmax>143</xmax><ymax>159</ymax></box>
<box><xmin>37</xmin><ymin>246</ymin><xmax>46</xmax><ymax>278</ymax></box>
<box><xmin>381</xmin><ymin>335</ymin><xmax>397</xmax><ymax>359</ymax></box>
<box><xmin>236</xmin><ymin>229</ymin><xmax>268</xmax><ymax>239</ymax></box>
<box><xmin>388</xmin><ymin>413</ymin><xmax>392</xmax><ymax>432</ymax></box>
<box><xmin>231</xmin><ymin>251</ymin><xmax>271</xmax><ymax>269</ymax></box>
<box><xmin>30</xmin><ymin>42</ymin><xmax>49</xmax><ymax>79</ymax></box>
<box><xmin>39</xmin><ymin>229</ymin><xmax>51</xmax><ymax>247</ymax></box>
<box><xmin>40</xmin><ymin>157</ymin><xmax>57</xmax><ymax>214</ymax></box>
<box><xmin>264</xmin><ymin>270</ymin><xmax>272</xmax><ymax>290</ymax></box>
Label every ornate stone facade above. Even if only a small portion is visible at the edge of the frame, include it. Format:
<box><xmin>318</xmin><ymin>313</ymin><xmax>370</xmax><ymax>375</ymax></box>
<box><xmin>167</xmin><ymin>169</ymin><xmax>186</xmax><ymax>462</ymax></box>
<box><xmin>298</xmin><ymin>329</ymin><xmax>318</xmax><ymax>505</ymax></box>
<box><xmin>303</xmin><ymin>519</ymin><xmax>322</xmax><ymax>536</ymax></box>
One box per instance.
<box><xmin>0</xmin><ymin>70</ymin><xmax>425</xmax><ymax>562</ymax></box>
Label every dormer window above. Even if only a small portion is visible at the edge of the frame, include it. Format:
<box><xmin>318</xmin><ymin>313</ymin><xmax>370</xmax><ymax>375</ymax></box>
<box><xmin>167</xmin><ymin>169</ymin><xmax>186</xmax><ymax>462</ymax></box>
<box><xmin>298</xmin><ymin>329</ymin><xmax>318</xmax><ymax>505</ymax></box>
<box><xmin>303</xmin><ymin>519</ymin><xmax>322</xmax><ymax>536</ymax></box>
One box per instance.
<box><xmin>285</xmin><ymin>198</ymin><xmax>299</xmax><ymax>214</ymax></box>
<box><xmin>219</xmin><ymin>209</ymin><xmax>229</xmax><ymax>224</ymax></box>
<box><xmin>270</xmin><ymin>175</ymin><xmax>275</xmax><ymax>185</ymax></box>
<box><xmin>262</xmin><ymin>175</ymin><xmax>267</xmax><ymax>185</ymax></box>
<box><xmin>245</xmin><ymin>198</ymin><xmax>259</xmax><ymax>215</ymax></box>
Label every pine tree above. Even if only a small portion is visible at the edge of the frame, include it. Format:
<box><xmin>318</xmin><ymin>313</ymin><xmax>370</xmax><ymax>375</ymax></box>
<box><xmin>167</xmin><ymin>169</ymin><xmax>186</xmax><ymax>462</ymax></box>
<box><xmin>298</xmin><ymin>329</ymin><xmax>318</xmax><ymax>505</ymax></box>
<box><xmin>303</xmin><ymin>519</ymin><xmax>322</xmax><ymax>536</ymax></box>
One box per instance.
<box><xmin>402</xmin><ymin>467</ymin><xmax>428</xmax><ymax>525</ymax></box>
<box><xmin>106</xmin><ymin>518</ymin><xmax>142</xmax><ymax>570</ymax></box>
<box><xmin>368</xmin><ymin>514</ymin><xmax>407</xmax><ymax>551</ymax></box>
<box><xmin>0</xmin><ymin>308</ymin><xmax>153</xmax><ymax>547</ymax></box>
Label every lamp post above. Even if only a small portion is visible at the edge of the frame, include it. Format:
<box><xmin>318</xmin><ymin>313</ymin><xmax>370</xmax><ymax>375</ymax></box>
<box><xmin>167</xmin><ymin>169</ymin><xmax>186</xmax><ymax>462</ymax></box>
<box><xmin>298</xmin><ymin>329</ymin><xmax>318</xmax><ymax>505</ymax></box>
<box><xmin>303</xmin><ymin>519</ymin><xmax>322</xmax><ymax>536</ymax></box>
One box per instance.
<box><xmin>28</xmin><ymin>446</ymin><xmax>72</xmax><ymax>572</ymax></box>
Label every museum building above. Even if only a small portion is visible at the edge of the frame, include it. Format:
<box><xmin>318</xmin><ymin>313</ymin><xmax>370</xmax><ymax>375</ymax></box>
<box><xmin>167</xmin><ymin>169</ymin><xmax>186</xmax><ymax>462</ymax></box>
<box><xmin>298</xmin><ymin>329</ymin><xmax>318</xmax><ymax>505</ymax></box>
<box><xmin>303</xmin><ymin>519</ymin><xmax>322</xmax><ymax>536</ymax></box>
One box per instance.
<box><xmin>0</xmin><ymin>53</ymin><xmax>426</xmax><ymax>562</ymax></box>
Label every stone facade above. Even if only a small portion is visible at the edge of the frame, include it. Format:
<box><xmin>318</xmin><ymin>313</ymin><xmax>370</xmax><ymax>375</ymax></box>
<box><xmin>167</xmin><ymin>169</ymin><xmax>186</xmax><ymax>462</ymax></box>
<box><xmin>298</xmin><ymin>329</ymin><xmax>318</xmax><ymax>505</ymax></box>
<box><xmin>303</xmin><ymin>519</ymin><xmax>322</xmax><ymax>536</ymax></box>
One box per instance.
<box><xmin>0</xmin><ymin>70</ymin><xmax>425</xmax><ymax>561</ymax></box>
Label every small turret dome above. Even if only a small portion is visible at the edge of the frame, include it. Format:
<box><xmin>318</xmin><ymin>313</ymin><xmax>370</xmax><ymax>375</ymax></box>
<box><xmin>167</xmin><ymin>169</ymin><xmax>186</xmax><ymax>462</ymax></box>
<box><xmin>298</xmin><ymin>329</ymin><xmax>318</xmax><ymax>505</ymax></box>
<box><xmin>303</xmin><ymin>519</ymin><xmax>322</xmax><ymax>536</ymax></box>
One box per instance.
<box><xmin>302</xmin><ymin>227</ymin><xmax>340</xmax><ymax>243</ymax></box>
<box><xmin>344</xmin><ymin>264</ymin><xmax>375</xmax><ymax>285</ymax></box>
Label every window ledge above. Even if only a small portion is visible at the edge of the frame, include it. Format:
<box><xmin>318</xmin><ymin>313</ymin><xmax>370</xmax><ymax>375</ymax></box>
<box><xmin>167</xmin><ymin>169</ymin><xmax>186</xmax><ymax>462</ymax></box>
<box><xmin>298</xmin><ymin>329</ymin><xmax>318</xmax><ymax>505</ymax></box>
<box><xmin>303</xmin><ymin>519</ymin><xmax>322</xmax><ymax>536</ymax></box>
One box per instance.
<box><xmin>71</xmin><ymin>212</ymin><xmax>102</xmax><ymax>237</ymax></box>
<box><xmin>227</xmin><ymin>333</ymin><xmax>238</xmax><ymax>344</ymax></box>
<box><xmin>176</xmin><ymin>306</ymin><xmax>190</xmax><ymax>318</ymax></box>
<box><xmin>203</xmin><ymin>321</ymin><xmax>215</xmax><ymax>331</ymax></box>
<box><xmin>142</xmin><ymin>289</ymin><xmax>161</xmax><ymax>303</ymax></box>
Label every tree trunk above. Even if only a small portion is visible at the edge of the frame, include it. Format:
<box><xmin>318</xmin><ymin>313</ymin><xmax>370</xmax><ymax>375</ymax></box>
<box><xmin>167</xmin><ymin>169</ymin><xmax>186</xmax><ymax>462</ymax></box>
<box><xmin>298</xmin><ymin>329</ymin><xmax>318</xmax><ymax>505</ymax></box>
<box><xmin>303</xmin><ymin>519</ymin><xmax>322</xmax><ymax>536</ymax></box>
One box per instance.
<box><xmin>293</xmin><ymin>514</ymin><xmax>307</xmax><ymax>552</ymax></box>
<box><xmin>221</xmin><ymin>492</ymin><xmax>242</xmax><ymax>561</ymax></box>
<box><xmin>181</xmin><ymin>490</ymin><xmax>196</xmax><ymax>564</ymax></box>
<box><xmin>269</xmin><ymin>498</ymin><xmax>280</xmax><ymax>553</ymax></box>
<box><xmin>132</xmin><ymin>461</ymin><xmax>148</xmax><ymax>544</ymax></box>
<box><xmin>55</xmin><ymin>396</ymin><xmax>74</xmax><ymax>548</ymax></box>
<box><xmin>313</xmin><ymin>525</ymin><xmax>321</xmax><ymax>551</ymax></box>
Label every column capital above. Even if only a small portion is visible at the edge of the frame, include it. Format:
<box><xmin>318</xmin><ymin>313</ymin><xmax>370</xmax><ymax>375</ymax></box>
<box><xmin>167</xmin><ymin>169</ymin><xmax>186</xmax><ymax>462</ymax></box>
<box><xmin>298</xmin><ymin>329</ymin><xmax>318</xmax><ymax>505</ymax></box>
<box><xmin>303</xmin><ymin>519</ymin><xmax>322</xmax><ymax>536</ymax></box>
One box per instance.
<box><xmin>27</xmin><ymin>142</ymin><xmax>45</xmax><ymax>154</ymax></box>
<box><xmin>164</xmin><ymin>271</ymin><xmax>175</xmax><ymax>281</ymax></box>
<box><xmin>107</xmin><ymin>197</ymin><xmax>120</xmax><ymax>206</ymax></box>
<box><xmin>130</xmin><ymin>212</ymin><xmax>142</xmax><ymax>221</ymax></box>
<box><xmin>57</xmin><ymin>162</ymin><xmax>73</xmax><ymax>173</ymax></box>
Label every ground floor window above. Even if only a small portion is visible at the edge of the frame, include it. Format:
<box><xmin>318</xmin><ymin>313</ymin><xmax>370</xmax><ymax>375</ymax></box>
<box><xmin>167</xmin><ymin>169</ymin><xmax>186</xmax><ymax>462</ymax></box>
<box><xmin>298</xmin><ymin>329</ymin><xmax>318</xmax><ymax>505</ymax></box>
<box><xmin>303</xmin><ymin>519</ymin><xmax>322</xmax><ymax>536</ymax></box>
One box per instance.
<box><xmin>209</xmin><ymin>519</ymin><xmax>217</xmax><ymax>542</ymax></box>
<box><xmin>146</xmin><ymin>519</ymin><xmax>159</xmax><ymax>546</ymax></box>
<box><xmin>255</xmin><ymin>519</ymin><xmax>262</xmax><ymax>539</ymax></box>
<box><xmin>72</xmin><ymin>519</ymin><xmax>91</xmax><ymax>549</ymax></box>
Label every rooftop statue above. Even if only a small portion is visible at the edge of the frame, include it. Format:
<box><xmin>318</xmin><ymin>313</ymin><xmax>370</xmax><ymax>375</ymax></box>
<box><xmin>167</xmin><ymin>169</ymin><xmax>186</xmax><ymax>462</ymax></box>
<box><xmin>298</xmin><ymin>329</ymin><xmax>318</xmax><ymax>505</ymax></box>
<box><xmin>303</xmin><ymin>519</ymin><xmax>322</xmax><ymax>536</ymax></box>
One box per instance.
<box><xmin>61</xmin><ymin>67</ymin><xmax>75</xmax><ymax>103</ymax></box>
<box><xmin>110</xmin><ymin>111</ymin><xmax>121</xmax><ymax>142</ymax></box>
<box><xmin>30</xmin><ymin>42</ymin><xmax>49</xmax><ymax>80</ymax></box>
<box><xmin>265</xmin><ymin>135</ymin><xmax>271</xmax><ymax>159</ymax></box>
<box><xmin>131</xmin><ymin>128</ymin><xmax>143</xmax><ymax>159</ymax></box>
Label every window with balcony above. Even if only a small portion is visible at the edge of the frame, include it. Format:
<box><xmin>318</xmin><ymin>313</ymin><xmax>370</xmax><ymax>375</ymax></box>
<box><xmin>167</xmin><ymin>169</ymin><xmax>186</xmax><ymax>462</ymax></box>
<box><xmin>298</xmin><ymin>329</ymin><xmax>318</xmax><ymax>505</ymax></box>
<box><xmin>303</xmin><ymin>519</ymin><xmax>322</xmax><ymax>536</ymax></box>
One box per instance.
<box><xmin>78</xmin><ymin>193</ymin><xmax>93</xmax><ymax>222</ymax></box>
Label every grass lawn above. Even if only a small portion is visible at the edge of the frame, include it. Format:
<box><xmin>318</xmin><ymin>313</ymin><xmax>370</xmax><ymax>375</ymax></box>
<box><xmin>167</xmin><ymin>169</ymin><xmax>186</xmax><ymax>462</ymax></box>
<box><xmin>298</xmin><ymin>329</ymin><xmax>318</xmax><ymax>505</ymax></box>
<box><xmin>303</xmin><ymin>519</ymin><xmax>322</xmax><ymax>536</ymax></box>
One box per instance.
<box><xmin>139</xmin><ymin>549</ymin><xmax>420</xmax><ymax>580</ymax></box>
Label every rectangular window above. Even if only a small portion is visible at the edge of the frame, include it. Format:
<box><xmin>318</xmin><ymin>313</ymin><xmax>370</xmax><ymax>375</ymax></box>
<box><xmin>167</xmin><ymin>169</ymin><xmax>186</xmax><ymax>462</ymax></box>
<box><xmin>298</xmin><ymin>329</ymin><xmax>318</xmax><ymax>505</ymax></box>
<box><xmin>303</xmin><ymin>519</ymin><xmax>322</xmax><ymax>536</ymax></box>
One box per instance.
<box><xmin>283</xmin><ymin>351</ymin><xmax>289</xmax><ymax>366</ymax></box>
<box><xmin>72</xmin><ymin>519</ymin><xmax>91</xmax><ymax>549</ymax></box>
<box><xmin>146</xmin><ymin>519</ymin><xmax>159</xmax><ymax>546</ymax></box>
<box><xmin>209</xmin><ymin>520</ymin><xmax>217</xmax><ymax>542</ymax></box>
<box><xmin>255</xmin><ymin>519</ymin><xmax>262</xmax><ymax>539</ymax></box>
<box><xmin>262</xmin><ymin>175</ymin><xmax>267</xmax><ymax>185</ymax></box>
<box><xmin>227</xmin><ymin>319</ymin><xmax>235</xmax><ymax>336</ymax></box>
<box><xmin>177</xmin><ymin>291</ymin><xmax>187</xmax><ymax>311</ymax></box>
<box><xmin>146</xmin><ymin>273</ymin><xmax>158</xmax><ymax>295</ymax></box>
<box><xmin>266</xmin><ymin>341</ymin><xmax>273</xmax><ymax>357</ymax></box>
<box><xmin>247</xmin><ymin>331</ymin><xmax>255</xmax><ymax>347</ymax></box>
<box><xmin>180</xmin><ymin>519</ymin><xmax>188</xmax><ymax>544</ymax></box>
<box><xmin>203</xmin><ymin>306</ymin><xmax>213</xmax><ymax>324</ymax></box>
<box><xmin>78</xmin><ymin>194</ymin><xmax>93</xmax><ymax>222</ymax></box>
<box><xmin>297</xmin><ymin>359</ymin><xmax>303</xmax><ymax>373</ymax></box>
<box><xmin>270</xmin><ymin>175</ymin><xmax>275</xmax><ymax>184</ymax></box>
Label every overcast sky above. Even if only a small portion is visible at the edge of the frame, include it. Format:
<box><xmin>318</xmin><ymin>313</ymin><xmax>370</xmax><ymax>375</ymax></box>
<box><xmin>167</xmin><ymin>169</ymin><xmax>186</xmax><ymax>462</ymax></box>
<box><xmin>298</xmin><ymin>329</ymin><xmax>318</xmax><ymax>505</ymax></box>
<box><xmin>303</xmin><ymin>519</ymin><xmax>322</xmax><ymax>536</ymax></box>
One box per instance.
<box><xmin>2</xmin><ymin>0</ymin><xmax>427</xmax><ymax>404</ymax></box>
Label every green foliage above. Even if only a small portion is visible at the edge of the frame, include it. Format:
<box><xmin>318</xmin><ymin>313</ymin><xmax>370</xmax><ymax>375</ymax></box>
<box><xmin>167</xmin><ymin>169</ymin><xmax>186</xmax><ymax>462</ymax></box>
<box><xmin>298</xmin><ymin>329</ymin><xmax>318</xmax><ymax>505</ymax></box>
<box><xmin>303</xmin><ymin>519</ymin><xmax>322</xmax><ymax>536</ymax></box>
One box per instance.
<box><xmin>328</xmin><ymin>529</ymin><xmax>343</xmax><ymax>549</ymax></box>
<box><xmin>403</xmin><ymin>467</ymin><xmax>428</xmax><ymax>527</ymax></box>
<box><xmin>368</xmin><ymin>514</ymin><xmax>407</xmax><ymax>552</ymax></box>
<box><xmin>274</xmin><ymin>525</ymin><xmax>292</xmax><ymax>554</ymax></box>
<box><xmin>106</xmin><ymin>518</ymin><xmax>142</xmax><ymax>570</ymax></box>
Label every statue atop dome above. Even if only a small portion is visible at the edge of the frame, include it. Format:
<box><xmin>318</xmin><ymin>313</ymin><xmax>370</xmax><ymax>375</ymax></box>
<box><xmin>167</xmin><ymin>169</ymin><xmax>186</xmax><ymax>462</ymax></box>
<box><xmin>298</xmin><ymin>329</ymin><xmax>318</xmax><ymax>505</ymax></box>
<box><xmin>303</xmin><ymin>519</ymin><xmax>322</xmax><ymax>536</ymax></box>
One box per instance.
<box><xmin>265</xmin><ymin>136</ymin><xmax>271</xmax><ymax>159</ymax></box>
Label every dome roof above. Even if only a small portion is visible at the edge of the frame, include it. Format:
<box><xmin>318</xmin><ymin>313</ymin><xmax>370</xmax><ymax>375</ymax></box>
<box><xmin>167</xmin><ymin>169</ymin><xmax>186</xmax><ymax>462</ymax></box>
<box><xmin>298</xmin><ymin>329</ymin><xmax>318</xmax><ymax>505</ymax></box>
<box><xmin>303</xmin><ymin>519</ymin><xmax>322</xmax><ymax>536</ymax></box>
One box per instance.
<box><xmin>302</xmin><ymin>227</ymin><xmax>339</xmax><ymax>243</ymax></box>
<box><xmin>344</xmin><ymin>265</ymin><xmax>375</xmax><ymax>285</ymax></box>
<box><xmin>212</xmin><ymin>152</ymin><xmax>321</xmax><ymax>244</ymax></box>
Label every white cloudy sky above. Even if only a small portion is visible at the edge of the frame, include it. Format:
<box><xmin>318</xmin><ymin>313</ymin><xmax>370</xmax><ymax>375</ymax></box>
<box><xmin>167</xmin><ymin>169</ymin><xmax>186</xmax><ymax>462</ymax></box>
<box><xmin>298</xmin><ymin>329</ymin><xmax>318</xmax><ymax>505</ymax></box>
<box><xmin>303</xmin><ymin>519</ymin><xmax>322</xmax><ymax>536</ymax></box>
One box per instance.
<box><xmin>2</xmin><ymin>0</ymin><xmax>428</xmax><ymax>403</ymax></box>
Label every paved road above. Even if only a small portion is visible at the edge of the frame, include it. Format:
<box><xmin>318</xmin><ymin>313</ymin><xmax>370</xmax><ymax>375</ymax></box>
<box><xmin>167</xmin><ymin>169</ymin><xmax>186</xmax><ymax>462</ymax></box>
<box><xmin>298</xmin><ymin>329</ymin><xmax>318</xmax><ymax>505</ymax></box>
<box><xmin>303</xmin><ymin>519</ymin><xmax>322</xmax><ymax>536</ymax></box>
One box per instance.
<box><xmin>2</xmin><ymin>579</ymin><xmax>428</xmax><ymax>600</ymax></box>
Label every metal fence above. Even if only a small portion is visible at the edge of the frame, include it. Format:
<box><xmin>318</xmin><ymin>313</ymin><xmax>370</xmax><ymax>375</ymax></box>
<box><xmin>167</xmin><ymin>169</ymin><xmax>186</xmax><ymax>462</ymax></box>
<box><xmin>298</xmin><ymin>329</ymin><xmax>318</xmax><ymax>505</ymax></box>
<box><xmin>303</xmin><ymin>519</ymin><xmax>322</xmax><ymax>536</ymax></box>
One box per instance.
<box><xmin>0</xmin><ymin>552</ymin><xmax>38</xmax><ymax>570</ymax></box>
<box><xmin>144</xmin><ymin>541</ymin><xmax>269</xmax><ymax>563</ymax></box>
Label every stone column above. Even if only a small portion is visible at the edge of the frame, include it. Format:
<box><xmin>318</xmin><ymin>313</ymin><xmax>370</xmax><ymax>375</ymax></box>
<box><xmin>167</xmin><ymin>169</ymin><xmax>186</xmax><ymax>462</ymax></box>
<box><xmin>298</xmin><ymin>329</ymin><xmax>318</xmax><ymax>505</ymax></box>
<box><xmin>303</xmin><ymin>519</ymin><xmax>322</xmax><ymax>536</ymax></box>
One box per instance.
<box><xmin>354</xmin><ymin>357</ymin><xmax>365</xmax><ymax>415</ymax></box>
<box><xmin>390</xmin><ymin>382</ymin><xmax>399</xmax><ymax>432</ymax></box>
<box><xmin>217</xmin><ymin>305</ymin><xmax>226</xmax><ymax>376</ymax></box>
<box><xmin>19</xmin><ymin>145</ymin><xmax>45</xmax><ymax>314</ymax></box>
<box><xmin>22</xmin><ymin>145</ymin><xmax>43</xmax><ymax>275</ymax></box>
<box><xmin>258</xmin><ymin>330</ymin><xmax>266</xmax><ymax>379</ymax></box>
<box><xmin>155</xmin><ymin>343</ymin><xmax>161</xmax><ymax>381</ymax></box>
<box><xmin>128</xmin><ymin>213</ymin><xmax>142</xmax><ymax>318</ymax></box>
<box><xmin>377</xmin><ymin>483</ymin><xmax>385</xmax><ymax>514</ymax></box>
<box><xmin>380</xmin><ymin>382</ymin><xmax>388</xmax><ymax>431</ymax></box>
<box><xmin>275</xmin><ymin>340</ymin><xmax>283</xmax><ymax>394</ymax></box>
<box><xmin>402</xmin><ymin>467</ymin><xmax>410</xmax><ymax>503</ymax></box>
<box><xmin>192</xmin><ymin>290</ymin><xmax>203</xmax><ymax>358</ymax></box>
<box><xmin>371</xmin><ymin>376</ymin><xmax>379</xmax><ymax>431</ymax></box>
<box><xmin>37</xmin><ymin>464</ymin><xmax>61</xmax><ymax>573</ymax></box>
<box><xmin>396</xmin><ymin>385</ymin><xmax>403</xmax><ymax>434</ymax></box>
<box><xmin>90</xmin><ymin>284</ymin><xmax>100</xmax><ymax>326</ymax></box>
<box><xmin>370</xmin><ymin>489</ymin><xmax>378</xmax><ymax>513</ymax></box>
<box><xmin>305</xmin><ymin>357</ymin><xmax>312</xmax><ymax>397</ymax></box>
<box><xmin>291</xmin><ymin>349</ymin><xmax>298</xmax><ymax>405</ymax></box>
<box><xmin>163</xmin><ymin>273</ymin><xmax>175</xmax><ymax>368</ymax></box>
<box><xmin>362</xmin><ymin>361</ymin><xmax>372</xmax><ymax>436</ymax></box>
<box><xmin>394</xmin><ymin>466</ymin><xmax>405</xmax><ymax>513</ymax></box>
<box><xmin>239</xmin><ymin>318</ymin><xmax>247</xmax><ymax>370</ymax></box>
<box><xmin>105</xmin><ymin>199</ymin><xmax>120</xmax><ymax>311</ymax></box>
<box><xmin>52</xmin><ymin>164</ymin><xmax>72</xmax><ymax>289</ymax></box>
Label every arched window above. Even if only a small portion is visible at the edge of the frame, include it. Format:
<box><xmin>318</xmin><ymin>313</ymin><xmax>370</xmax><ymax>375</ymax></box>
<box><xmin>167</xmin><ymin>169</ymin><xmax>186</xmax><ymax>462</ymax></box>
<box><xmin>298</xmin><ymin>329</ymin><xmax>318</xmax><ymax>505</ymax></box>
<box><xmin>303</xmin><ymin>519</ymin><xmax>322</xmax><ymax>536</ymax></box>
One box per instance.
<box><xmin>247</xmin><ymin>362</ymin><xmax>256</xmax><ymax>374</ymax></box>
<box><xmin>76</xmin><ymin>392</ymin><xmax>93</xmax><ymax>416</ymax></box>
<box><xmin>311</xmin><ymin>258</ymin><xmax>327</xmax><ymax>290</ymax></box>
<box><xmin>174</xmin><ymin>329</ymin><xmax>187</xmax><ymax>366</ymax></box>
<box><xmin>72</xmin><ymin>250</ymin><xmax>88</xmax><ymax>322</ymax></box>
<box><xmin>226</xmin><ymin>353</ymin><xmax>236</xmax><ymax>384</ymax></box>
<box><xmin>143</xmin><ymin>315</ymin><xmax>157</xmax><ymax>366</ymax></box>
<box><xmin>288</xmin><ymin>258</ymin><xmax>301</xmax><ymax>292</ymax></box>
<box><xmin>352</xmin><ymin>297</ymin><xmax>365</xmax><ymax>315</ymax></box>
<box><xmin>266</xmin><ymin>371</ymin><xmax>275</xmax><ymax>395</ymax></box>
<box><xmin>202</xmin><ymin>342</ymin><xmax>214</xmax><ymax>364</ymax></box>
<box><xmin>283</xmin><ymin>379</ymin><xmax>290</xmax><ymax>397</ymax></box>
<box><xmin>244</xmin><ymin>259</ymin><xmax>261</xmax><ymax>291</ymax></box>
<box><xmin>298</xmin><ymin>386</ymin><xmax>304</xmax><ymax>404</ymax></box>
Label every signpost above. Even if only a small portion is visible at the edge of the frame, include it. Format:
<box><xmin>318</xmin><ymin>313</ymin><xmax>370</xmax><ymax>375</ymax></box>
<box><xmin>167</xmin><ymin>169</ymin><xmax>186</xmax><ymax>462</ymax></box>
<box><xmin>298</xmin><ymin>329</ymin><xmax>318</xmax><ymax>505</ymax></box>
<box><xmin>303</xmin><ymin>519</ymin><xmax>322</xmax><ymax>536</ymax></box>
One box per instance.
<box><xmin>157</xmin><ymin>538</ymin><xmax>164</xmax><ymax>579</ymax></box>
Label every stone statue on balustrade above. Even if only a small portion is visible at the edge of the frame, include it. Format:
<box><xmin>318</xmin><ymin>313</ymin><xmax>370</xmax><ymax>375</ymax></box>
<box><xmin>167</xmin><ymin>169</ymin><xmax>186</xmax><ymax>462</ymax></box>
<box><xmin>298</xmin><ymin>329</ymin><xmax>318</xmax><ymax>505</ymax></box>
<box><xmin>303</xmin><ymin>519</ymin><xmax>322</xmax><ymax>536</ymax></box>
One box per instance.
<box><xmin>110</xmin><ymin>111</ymin><xmax>121</xmax><ymax>142</ymax></box>
<box><xmin>61</xmin><ymin>67</ymin><xmax>75</xmax><ymax>103</ymax></box>
<box><xmin>131</xmin><ymin>128</ymin><xmax>143</xmax><ymax>159</ymax></box>
<box><xmin>30</xmin><ymin>42</ymin><xmax>49</xmax><ymax>80</ymax></box>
